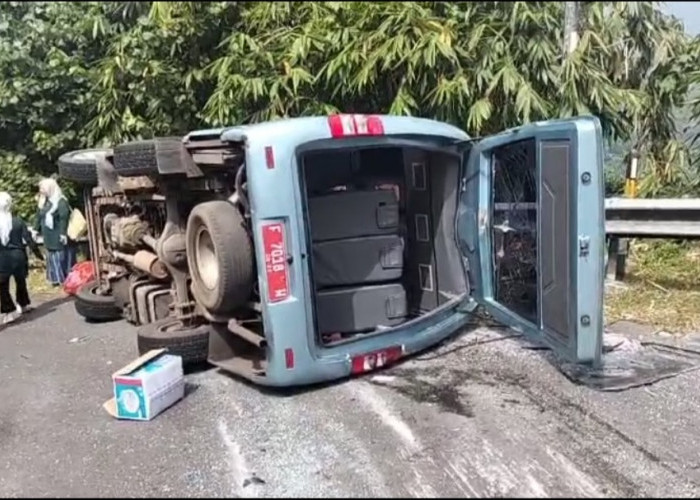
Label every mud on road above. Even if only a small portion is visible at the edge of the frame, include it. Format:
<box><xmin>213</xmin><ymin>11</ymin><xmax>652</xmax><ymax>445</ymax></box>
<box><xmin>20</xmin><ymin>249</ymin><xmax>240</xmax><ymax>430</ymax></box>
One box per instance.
<box><xmin>0</xmin><ymin>296</ymin><xmax>699</xmax><ymax>498</ymax></box>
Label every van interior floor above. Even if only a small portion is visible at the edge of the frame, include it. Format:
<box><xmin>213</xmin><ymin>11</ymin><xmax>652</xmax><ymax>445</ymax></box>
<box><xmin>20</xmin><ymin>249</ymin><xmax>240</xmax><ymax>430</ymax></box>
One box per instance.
<box><xmin>300</xmin><ymin>144</ymin><xmax>469</xmax><ymax>346</ymax></box>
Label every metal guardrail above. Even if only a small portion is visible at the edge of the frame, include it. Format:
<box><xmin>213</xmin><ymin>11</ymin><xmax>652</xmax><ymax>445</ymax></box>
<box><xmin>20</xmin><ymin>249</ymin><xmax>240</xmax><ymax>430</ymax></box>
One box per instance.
<box><xmin>32</xmin><ymin>235</ymin><xmax>90</xmax><ymax>262</ymax></box>
<box><xmin>604</xmin><ymin>197</ymin><xmax>700</xmax><ymax>280</ymax></box>
<box><xmin>27</xmin><ymin>198</ymin><xmax>695</xmax><ymax>280</ymax></box>
<box><xmin>34</xmin><ymin>235</ymin><xmax>88</xmax><ymax>246</ymax></box>
<box><xmin>605</xmin><ymin>197</ymin><xmax>700</xmax><ymax>239</ymax></box>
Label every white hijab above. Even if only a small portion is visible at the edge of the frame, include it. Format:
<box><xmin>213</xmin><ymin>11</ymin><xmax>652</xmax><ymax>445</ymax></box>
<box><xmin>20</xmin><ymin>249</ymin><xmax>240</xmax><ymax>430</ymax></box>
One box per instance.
<box><xmin>38</xmin><ymin>178</ymin><xmax>66</xmax><ymax>230</ymax></box>
<box><xmin>0</xmin><ymin>191</ymin><xmax>12</xmax><ymax>246</ymax></box>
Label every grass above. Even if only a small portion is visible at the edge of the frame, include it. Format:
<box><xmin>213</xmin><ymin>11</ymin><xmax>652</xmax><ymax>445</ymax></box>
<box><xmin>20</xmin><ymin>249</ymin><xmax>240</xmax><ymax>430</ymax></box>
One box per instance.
<box><xmin>605</xmin><ymin>239</ymin><xmax>700</xmax><ymax>334</ymax></box>
<box><xmin>27</xmin><ymin>262</ymin><xmax>61</xmax><ymax>297</ymax></box>
<box><xmin>26</xmin><ymin>249</ymin><xmax>89</xmax><ymax>298</ymax></box>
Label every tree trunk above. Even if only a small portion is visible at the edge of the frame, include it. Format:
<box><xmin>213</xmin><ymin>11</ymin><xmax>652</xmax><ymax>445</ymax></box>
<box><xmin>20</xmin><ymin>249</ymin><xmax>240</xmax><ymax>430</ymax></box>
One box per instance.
<box><xmin>563</xmin><ymin>2</ymin><xmax>580</xmax><ymax>56</ymax></box>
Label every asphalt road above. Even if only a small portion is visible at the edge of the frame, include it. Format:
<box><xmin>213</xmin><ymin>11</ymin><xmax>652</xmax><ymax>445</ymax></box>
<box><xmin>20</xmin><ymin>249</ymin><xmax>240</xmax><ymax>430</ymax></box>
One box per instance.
<box><xmin>1</xmin><ymin>295</ymin><xmax>700</xmax><ymax>498</ymax></box>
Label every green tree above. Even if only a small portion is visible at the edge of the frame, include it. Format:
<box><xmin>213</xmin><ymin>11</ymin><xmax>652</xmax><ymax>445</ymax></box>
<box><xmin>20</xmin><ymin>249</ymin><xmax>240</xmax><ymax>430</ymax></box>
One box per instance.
<box><xmin>0</xmin><ymin>0</ymin><xmax>698</xmax><ymax>217</ymax></box>
<box><xmin>0</xmin><ymin>1</ymin><xmax>115</xmax><ymax>218</ymax></box>
<box><xmin>200</xmin><ymin>1</ymin><xmax>694</xmax><ymax>197</ymax></box>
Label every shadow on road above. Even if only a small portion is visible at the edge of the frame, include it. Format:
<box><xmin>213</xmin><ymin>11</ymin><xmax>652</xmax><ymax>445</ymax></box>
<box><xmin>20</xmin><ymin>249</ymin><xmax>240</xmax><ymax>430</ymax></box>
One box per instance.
<box><xmin>0</xmin><ymin>294</ymin><xmax>73</xmax><ymax>332</ymax></box>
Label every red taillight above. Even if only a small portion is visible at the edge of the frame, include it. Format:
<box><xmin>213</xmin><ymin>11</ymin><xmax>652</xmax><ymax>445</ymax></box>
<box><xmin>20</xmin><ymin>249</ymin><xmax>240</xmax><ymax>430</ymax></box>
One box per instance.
<box><xmin>328</xmin><ymin>114</ymin><xmax>385</xmax><ymax>138</ymax></box>
<box><xmin>264</xmin><ymin>145</ymin><xmax>275</xmax><ymax>169</ymax></box>
<box><xmin>285</xmin><ymin>348</ymin><xmax>295</xmax><ymax>369</ymax></box>
<box><xmin>351</xmin><ymin>345</ymin><xmax>404</xmax><ymax>375</ymax></box>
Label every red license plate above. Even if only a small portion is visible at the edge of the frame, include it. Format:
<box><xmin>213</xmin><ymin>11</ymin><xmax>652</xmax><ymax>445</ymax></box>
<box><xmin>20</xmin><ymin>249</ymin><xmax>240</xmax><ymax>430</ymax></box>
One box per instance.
<box><xmin>262</xmin><ymin>222</ymin><xmax>290</xmax><ymax>302</ymax></box>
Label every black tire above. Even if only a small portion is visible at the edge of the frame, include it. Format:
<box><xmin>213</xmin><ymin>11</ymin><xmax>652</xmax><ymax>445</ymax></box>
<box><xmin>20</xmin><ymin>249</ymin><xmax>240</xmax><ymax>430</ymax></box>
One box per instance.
<box><xmin>57</xmin><ymin>148</ymin><xmax>112</xmax><ymax>185</ymax></box>
<box><xmin>137</xmin><ymin>318</ymin><xmax>210</xmax><ymax>365</ymax></box>
<box><xmin>74</xmin><ymin>280</ymin><xmax>122</xmax><ymax>321</ymax></box>
<box><xmin>113</xmin><ymin>137</ymin><xmax>183</xmax><ymax>177</ymax></box>
<box><xmin>186</xmin><ymin>201</ymin><xmax>254</xmax><ymax>315</ymax></box>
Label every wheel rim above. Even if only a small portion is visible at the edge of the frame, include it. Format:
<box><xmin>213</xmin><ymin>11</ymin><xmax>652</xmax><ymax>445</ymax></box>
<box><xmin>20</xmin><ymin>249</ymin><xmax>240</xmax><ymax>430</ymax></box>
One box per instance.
<box><xmin>194</xmin><ymin>225</ymin><xmax>219</xmax><ymax>291</ymax></box>
<box><xmin>71</xmin><ymin>149</ymin><xmax>109</xmax><ymax>162</ymax></box>
<box><xmin>89</xmin><ymin>284</ymin><xmax>109</xmax><ymax>297</ymax></box>
<box><xmin>158</xmin><ymin>320</ymin><xmax>185</xmax><ymax>333</ymax></box>
<box><xmin>157</xmin><ymin>319</ymin><xmax>201</xmax><ymax>334</ymax></box>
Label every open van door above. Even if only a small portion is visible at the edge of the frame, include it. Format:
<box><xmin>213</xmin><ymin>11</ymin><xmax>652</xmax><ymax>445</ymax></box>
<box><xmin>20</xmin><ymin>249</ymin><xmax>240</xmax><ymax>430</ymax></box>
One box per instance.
<box><xmin>457</xmin><ymin>116</ymin><xmax>605</xmax><ymax>364</ymax></box>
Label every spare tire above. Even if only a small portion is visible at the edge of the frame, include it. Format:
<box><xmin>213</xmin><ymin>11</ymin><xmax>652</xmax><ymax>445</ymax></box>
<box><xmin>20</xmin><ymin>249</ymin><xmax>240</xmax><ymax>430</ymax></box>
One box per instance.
<box><xmin>186</xmin><ymin>201</ymin><xmax>254</xmax><ymax>315</ymax></box>
<box><xmin>113</xmin><ymin>136</ymin><xmax>183</xmax><ymax>177</ymax></box>
<box><xmin>136</xmin><ymin>318</ymin><xmax>210</xmax><ymax>365</ymax></box>
<box><xmin>57</xmin><ymin>148</ymin><xmax>112</xmax><ymax>185</ymax></box>
<box><xmin>75</xmin><ymin>280</ymin><xmax>122</xmax><ymax>321</ymax></box>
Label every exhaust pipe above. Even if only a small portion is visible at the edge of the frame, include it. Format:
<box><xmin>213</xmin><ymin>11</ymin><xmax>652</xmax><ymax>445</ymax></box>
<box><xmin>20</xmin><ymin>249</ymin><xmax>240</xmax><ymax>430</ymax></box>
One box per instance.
<box><xmin>113</xmin><ymin>250</ymin><xmax>169</xmax><ymax>280</ymax></box>
<box><xmin>141</xmin><ymin>234</ymin><xmax>158</xmax><ymax>251</ymax></box>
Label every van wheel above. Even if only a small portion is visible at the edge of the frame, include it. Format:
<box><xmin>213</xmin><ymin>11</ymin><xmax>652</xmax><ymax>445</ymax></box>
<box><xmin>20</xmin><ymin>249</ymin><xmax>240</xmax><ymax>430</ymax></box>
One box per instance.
<box><xmin>136</xmin><ymin>318</ymin><xmax>210</xmax><ymax>365</ymax></box>
<box><xmin>113</xmin><ymin>137</ymin><xmax>183</xmax><ymax>177</ymax></box>
<box><xmin>75</xmin><ymin>281</ymin><xmax>122</xmax><ymax>321</ymax></box>
<box><xmin>58</xmin><ymin>149</ymin><xmax>112</xmax><ymax>185</ymax></box>
<box><xmin>186</xmin><ymin>201</ymin><xmax>254</xmax><ymax>315</ymax></box>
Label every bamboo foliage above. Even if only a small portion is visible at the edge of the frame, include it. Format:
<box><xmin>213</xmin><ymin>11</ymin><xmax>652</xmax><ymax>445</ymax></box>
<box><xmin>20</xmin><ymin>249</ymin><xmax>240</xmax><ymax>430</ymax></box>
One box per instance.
<box><xmin>195</xmin><ymin>1</ymin><xmax>690</xmax><ymax>144</ymax></box>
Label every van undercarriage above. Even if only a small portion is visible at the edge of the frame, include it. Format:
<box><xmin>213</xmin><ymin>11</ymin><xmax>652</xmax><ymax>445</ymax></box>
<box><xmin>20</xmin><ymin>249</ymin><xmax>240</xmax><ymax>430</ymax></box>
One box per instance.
<box><xmin>64</xmin><ymin>137</ymin><xmax>268</xmax><ymax>376</ymax></box>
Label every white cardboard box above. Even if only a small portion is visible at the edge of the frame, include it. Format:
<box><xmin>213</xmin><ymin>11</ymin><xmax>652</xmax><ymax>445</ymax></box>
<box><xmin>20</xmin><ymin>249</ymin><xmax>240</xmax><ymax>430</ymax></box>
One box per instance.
<box><xmin>103</xmin><ymin>349</ymin><xmax>185</xmax><ymax>421</ymax></box>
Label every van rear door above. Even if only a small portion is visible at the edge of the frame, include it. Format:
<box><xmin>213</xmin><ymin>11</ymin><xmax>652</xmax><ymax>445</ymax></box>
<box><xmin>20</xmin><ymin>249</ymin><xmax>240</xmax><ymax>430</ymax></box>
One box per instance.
<box><xmin>457</xmin><ymin>116</ymin><xmax>605</xmax><ymax>364</ymax></box>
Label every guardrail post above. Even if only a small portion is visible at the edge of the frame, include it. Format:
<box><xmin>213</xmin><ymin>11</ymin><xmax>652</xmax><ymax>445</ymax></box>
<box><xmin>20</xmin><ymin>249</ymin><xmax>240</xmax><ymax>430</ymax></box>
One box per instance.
<box><xmin>608</xmin><ymin>149</ymin><xmax>640</xmax><ymax>282</ymax></box>
<box><xmin>606</xmin><ymin>237</ymin><xmax>628</xmax><ymax>282</ymax></box>
<box><xmin>615</xmin><ymin>238</ymin><xmax>628</xmax><ymax>281</ymax></box>
<box><xmin>605</xmin><ymin>236</ymin><xmax>628</xmax><ymax>281</ymax></box>
<box><xmin>606</xmin><ymin>237</ymin><xmax>616</xmax><ymax>280</ymax></box>
<box><xmin>624</xmin><ymin>149</ymin><xmax>639</xmax><ymax>199</ymax></box>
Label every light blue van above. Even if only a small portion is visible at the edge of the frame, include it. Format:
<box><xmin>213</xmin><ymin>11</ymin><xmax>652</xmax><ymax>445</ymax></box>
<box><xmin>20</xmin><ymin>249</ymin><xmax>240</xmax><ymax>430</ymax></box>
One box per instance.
<box><xmin>61</xmin><ymin>114</ymin><xmax>604</xmax><ymax>388</ymax></box>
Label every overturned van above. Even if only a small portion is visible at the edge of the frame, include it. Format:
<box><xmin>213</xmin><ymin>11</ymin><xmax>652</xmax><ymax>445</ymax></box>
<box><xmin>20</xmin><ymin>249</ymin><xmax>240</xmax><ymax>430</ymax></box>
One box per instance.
<box><xmin>58</xmin><ymin>114</ymin><xmax>605</xmax><ymax>387</ymax></box>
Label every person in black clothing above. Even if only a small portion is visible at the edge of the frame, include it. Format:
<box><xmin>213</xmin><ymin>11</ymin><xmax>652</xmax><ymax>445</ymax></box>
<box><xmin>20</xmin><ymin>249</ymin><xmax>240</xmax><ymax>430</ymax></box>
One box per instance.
<box><xmin>0</xmin><ymin>191</ymin><xmax>43</xmax><ymax>324</ymax></box>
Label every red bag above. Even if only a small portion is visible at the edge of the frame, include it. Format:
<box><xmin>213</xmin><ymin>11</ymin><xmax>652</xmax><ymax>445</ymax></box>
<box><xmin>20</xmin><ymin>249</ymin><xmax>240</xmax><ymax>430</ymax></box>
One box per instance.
<box><xmin>63</xmin><ymin>261</ymin><xmax>95</xmax><ymax>295</ymax></box>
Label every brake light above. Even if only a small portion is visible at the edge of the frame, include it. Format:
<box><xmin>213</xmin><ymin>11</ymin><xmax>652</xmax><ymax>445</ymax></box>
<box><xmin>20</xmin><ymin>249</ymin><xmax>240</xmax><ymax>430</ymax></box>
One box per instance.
<box><xmin>351</xmin><ymin>345</ymin><xmax>404</xmax><ymax>374</ymax></box>
<box><xmin>264</xmin><ymin>146</ymin><xmax>275</xmax><ymax>169</ymax></box>
<box><xmin>261</xmin><ymin>222</ymin><xmax>290</xmax><ymax>303</ymax></box>
<box><xmin>285</xmin><ymin>348</ymin><xmax>294</xmax><ymax>369</ymax></box>
<box><xmin>328</xmin><ymin>114</ymin><xmax>385</xmax><ymax>138</ymax></box>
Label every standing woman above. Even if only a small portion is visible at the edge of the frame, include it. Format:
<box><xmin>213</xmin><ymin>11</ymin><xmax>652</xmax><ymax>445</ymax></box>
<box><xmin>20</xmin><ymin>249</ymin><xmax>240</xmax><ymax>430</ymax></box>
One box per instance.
<box><xmin>0</xmin><ymin>192</ymin><xmax>43</xmax><ymax>324</ymax></box>
<box><xmin>36</xmin><ymin>178</ymin><xmax>74</xmax><ymax>286</ymax></box>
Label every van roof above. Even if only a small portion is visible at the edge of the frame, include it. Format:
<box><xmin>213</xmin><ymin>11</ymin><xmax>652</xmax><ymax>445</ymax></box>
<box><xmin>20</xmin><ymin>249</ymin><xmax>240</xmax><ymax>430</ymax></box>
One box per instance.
<box><xmin>184</xmin><ymin>115</ymin><xmax>469</xmax><ymax>144</ymax></box>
